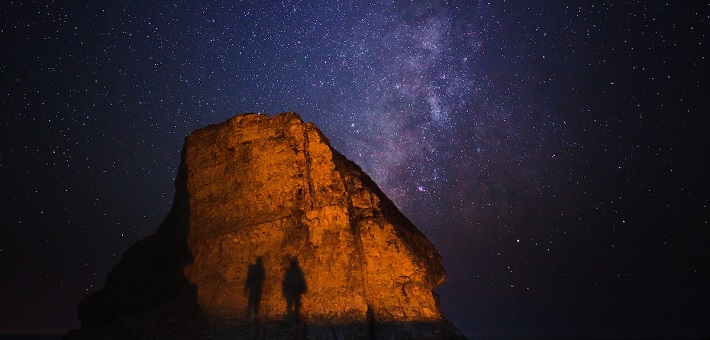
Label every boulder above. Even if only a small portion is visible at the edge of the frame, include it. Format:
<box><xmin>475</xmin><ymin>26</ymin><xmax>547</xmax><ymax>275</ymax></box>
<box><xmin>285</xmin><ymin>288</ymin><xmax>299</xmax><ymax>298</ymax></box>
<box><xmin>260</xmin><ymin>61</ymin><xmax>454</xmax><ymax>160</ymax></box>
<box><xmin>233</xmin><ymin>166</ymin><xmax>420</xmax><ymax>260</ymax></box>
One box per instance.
<box><xmin>67</xmin><ymin>112</ymin><xmax>464</xmax><ymax>339</ymax></box>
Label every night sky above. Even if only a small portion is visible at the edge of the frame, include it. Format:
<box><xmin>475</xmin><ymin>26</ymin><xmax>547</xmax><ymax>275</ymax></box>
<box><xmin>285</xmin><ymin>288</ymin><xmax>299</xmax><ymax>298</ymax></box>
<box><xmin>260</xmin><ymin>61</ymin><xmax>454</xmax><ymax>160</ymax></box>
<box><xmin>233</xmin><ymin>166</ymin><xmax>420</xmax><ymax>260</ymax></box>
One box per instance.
<box><xmin>1</xmin><ymin>1</ymin><xmax>708</xmax><ymax>338</ymax></box>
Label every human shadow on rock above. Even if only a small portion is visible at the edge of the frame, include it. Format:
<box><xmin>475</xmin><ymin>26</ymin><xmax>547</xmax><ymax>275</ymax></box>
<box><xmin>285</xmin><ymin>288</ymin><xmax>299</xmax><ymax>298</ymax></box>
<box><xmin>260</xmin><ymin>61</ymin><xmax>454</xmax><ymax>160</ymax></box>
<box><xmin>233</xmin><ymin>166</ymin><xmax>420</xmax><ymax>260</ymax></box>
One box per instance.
<box><xmin>282</xmin><ymin>257</ymin><xmax>307</xmax><ymax>321</ymax></box>
<box><xmin>244</xmin><ymin>256</ymin><xmax>265</xmax><ymax>320</ymax></box>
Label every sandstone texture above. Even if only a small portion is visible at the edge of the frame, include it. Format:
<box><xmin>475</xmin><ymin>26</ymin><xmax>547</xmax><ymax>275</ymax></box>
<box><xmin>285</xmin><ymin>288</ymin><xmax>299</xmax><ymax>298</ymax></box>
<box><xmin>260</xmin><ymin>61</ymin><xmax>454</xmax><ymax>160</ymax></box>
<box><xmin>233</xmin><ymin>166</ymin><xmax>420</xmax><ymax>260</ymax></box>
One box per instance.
<box><xmin>68</xmin><ymin>112</ymin><xmax>464</xmax><ymax>339</ymax></box>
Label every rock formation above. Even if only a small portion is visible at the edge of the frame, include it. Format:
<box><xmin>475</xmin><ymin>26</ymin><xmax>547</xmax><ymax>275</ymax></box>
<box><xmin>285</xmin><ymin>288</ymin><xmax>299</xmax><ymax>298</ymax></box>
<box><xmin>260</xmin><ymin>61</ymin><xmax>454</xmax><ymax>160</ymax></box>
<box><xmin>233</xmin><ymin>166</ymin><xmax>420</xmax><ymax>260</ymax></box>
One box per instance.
<box><xmin>67</xmin><ymin>112</ymin><xmax>464</xmax><ymax>339</ymax></box>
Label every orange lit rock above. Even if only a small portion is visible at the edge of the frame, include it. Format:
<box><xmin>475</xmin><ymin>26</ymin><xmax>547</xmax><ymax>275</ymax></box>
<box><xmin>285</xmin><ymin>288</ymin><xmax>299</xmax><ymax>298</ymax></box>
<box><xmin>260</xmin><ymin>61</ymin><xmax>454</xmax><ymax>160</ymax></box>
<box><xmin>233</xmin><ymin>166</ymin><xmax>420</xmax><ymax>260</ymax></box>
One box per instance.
<box><xmin>68</xmin><ymin>112</ymin><xmax>464</xmax><ymax>339</ymax></box>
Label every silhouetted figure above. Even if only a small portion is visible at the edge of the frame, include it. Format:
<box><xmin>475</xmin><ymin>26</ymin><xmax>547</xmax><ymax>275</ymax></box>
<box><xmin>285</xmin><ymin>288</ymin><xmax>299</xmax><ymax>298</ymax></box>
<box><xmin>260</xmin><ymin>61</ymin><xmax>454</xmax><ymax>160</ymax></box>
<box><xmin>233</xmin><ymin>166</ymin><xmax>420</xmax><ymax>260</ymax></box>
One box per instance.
<box><xmin>244</xmin><ymin>257</ymin><xmax>265</xmax><ymax>320</ymax></box>
<box><xmin>367</xmin><ymin>304</ymin><xmax>377</xmax><ymax>340</ymax></box>
<box><xmin>282</xmin><ymin>258</ymin><xmax>307</xmax><ymax>320</ymax></box>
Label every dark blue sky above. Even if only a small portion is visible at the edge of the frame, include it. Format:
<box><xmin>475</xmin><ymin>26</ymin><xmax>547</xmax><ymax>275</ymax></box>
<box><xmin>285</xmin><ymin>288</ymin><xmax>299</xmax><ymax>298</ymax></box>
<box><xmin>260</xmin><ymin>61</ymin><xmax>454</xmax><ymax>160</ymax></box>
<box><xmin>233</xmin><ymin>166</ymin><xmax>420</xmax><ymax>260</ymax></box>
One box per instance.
<box><xmin>1</xmin><ymin>1</ymin><xmax>708</xmax><ymax>337</ymax></box>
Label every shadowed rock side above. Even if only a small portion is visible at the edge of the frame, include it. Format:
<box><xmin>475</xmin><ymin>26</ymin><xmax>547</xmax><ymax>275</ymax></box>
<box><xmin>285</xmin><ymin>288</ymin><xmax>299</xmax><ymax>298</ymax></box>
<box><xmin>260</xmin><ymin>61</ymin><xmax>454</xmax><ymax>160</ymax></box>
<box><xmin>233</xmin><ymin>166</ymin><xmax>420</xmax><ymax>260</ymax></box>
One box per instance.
<box><xmin>67</xmin><ymin>112</ymin><xmax>464</xmax><ymax>339</ymax></box>
<box><xmin>65</xmin><ymin>151</ymin><xmax>210</xmax><ymax>339</ymax></box>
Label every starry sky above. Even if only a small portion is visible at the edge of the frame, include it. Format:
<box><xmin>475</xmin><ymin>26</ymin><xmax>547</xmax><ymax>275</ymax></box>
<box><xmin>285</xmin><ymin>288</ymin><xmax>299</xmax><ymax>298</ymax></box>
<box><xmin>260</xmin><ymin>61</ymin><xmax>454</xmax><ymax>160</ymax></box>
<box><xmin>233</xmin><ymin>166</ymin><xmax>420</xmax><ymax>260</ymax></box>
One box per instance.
<box><xmin>1</xmin><ymin>1</ymin><xmax>708</xmax><ymax>338</ymax></box>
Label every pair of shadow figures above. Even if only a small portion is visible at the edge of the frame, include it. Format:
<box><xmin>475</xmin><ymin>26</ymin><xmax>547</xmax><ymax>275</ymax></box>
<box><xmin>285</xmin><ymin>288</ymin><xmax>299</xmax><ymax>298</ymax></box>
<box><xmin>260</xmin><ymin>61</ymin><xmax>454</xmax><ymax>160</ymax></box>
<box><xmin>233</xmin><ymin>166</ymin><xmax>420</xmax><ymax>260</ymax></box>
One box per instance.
<box><xmin>244</xmin><ymin>257</ymin><xmax>306</xmax><ymax>320</ymax></box>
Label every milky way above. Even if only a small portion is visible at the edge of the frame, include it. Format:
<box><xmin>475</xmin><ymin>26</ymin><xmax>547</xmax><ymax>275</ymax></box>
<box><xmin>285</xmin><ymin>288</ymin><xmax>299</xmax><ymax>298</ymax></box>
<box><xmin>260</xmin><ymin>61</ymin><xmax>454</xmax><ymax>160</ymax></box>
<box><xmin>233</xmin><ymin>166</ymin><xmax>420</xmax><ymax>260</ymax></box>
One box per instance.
<box><xmin>1</xmin><ymin>1</ymin><xmax>708</xmax><ymax>337</ymax></box>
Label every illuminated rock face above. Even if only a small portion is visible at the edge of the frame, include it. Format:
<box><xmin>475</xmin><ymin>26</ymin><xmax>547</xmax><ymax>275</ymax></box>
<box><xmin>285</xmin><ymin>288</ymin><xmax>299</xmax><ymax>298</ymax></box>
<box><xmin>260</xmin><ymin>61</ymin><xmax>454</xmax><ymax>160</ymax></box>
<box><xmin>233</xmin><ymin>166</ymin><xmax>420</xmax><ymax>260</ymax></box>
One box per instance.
<box><xmin>70</xmin><ymin>112</ymin><xmax>463</xmax><ymax>339</ymax></box>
